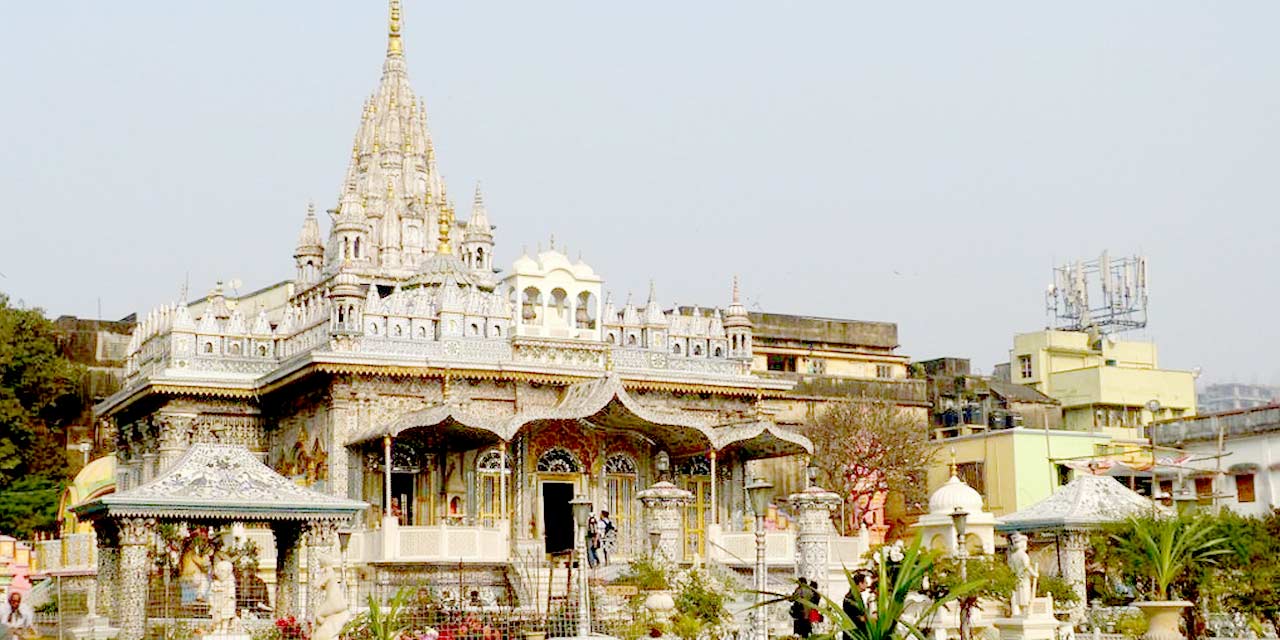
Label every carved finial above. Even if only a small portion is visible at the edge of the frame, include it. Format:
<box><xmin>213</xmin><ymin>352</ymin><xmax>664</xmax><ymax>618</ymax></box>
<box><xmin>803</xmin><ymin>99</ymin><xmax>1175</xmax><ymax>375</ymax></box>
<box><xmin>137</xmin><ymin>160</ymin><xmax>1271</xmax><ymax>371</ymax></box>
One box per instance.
<box><xmin>647</xmin><ymin>280</ymin><xmax>657</xmax><ymax>304</ymax></box>
<box><xmin>473</xmin><ymin>182</ymin><xmax>484</xmax><ymax>207</ymax></box>
<box><xmin>949</xmin><ymin>447</ymin><xmax>958</xmax><ymax>477</ymax></box>
<box><xmin>437</xmin><ymin>192</ymin><xmax>453</xmax><ymax>255</ymax></box>
<box><xmin>306</xmin><ymin>200</ymin><xmax>315</xmax><ymax>217</ymax></box>
<box><xmin>549</xmin><ymin>234</ymin><xmax>556</xmax><ymax>251</ymax></box>
<box><xmin>732</xmin><ymin>275</ymin><xmax>741</xmax><ymax>304</ymax></box>
<box><xmin>387</xmin><ymin>0</ymin><xmax>403</xmax><ymax>56</ymax></box>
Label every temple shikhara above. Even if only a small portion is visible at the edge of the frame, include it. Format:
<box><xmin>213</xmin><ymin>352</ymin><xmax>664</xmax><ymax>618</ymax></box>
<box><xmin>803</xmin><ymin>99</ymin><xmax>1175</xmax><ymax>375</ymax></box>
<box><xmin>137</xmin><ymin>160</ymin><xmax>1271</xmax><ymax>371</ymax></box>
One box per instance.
<box><xmin>59</xmin><ymin>2</ymin><xmax>854</xmax><ymax>638</ymax></box>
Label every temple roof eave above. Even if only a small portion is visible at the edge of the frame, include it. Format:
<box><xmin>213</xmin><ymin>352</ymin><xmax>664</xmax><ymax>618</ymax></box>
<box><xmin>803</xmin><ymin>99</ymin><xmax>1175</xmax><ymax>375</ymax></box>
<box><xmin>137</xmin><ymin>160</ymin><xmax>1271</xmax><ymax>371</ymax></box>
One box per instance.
<box><xmin>72</xmin><ymin>444</ymin><xmax>366</xmax><ymax>524</ymax></box>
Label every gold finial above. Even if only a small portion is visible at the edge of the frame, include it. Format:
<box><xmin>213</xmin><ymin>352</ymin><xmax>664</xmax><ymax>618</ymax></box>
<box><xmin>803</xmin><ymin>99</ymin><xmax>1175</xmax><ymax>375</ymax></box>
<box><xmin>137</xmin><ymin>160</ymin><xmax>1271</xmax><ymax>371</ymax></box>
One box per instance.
<box><xmin>949</xmin><ymin>447</ymin><xmax>958</xmax><ymax>477</ymax></box>
<box><xmin>437</xmin><ymin>196</ymin><xmax>453</xmax><ymax>254</ymax></box>
<box><xmin>387</xmin><ymin>0</ymin><xmax>403</xmax><ymax>55</ymax></box>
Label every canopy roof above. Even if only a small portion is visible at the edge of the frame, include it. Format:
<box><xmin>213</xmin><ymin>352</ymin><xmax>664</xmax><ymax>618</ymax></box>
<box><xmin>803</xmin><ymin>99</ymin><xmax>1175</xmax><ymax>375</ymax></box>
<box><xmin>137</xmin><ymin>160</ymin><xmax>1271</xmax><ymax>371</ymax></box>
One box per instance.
<box><xmin>73</xmin><ymin>444</ymin><xmax>366</xmax><ymax>522</ymax></box>
<box><xmin>996</xmin><ymin>474</ymin><xmax>1166</xmax><ymax>534</ymax></box>
<box><xmin>350</xmin><ymin>374</ymin><xmax>812</xmax><ymax>459</ymax></box>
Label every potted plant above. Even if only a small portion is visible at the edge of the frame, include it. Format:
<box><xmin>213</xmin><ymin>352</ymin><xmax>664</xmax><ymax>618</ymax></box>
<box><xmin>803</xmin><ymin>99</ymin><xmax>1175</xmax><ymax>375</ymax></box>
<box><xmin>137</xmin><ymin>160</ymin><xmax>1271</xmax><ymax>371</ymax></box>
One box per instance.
<box><xmin>616</xmin><ymin>555</ymin><xmax>675</xmax><ymax>618</ymax></box>
<box><xmin>1111</xmin><ymin>516</ymin><xmax>1227</xmax><ymax>640</ymax></box>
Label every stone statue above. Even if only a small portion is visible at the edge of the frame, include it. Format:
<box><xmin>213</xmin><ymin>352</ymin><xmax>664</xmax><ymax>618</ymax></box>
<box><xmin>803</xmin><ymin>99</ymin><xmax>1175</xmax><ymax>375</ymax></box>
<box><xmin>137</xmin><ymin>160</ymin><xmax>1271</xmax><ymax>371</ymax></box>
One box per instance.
<box><xmin>311</xmin><ymin>554</ymin><xmax>349</xmax><ymax>640</ymax></box>
<box><xmin>208</xmin><ymin>556</ymin><xmax>238</xmax><ymax>634</ymax></box>
<box><xmin>1007</xmin><ymin>532</ymin><xmax>1039</xmax><ymax>617</ymax></box>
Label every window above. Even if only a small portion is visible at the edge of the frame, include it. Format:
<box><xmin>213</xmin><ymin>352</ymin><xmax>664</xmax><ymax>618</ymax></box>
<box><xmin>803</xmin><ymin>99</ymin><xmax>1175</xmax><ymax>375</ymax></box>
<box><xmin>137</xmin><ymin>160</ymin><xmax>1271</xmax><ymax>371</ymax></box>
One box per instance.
<box><xmin>1194</xmin><ymin>477</ymin><xmax>1213</xmax><ymax>506</ymax></box>
<box><xmin>1018</xmin><ymin>355</ymin><xmax>1032</xmax><ymax>379</ymax></box>
<box><xmin>1235</xmin><ymin>474</ymin><xmax>1256</xmax><ymax>503</ymax></box>
<box><xmin>767</xmin><ymin>354</ymin><xmax>797</xmax><ymax>372</ymax></box>
<box><xmin>956</xmin><ymin>461</ymin><xmax>986</xmax><ymax>498</ymax></box>
<box><xmin>876</xmin><ymin>364</ymin><xmax>893</xmax><ymax>379</ymax></box>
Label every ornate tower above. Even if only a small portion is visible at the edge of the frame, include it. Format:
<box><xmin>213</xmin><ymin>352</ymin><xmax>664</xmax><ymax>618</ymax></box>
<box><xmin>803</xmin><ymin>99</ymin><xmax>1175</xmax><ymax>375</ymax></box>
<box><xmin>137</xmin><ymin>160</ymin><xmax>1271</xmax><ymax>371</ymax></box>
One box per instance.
<box><xmin>325</xmin><ymin>0</ymin><xmax>449</xmax><ymax>281</ymax></box>
<box><xmin>724</xmin><ymin>276</ymin><xmax>753</xmax><ymax>360</ymax></box>
<box><xmin>294</xmin><ymin>202</ymin><xmax>324</xmax><ymax>286</ymax></box>
<box><xmin>461</xmin><ymin>183</ymin><xmax>495</xmax><ymax>288</ymax></box>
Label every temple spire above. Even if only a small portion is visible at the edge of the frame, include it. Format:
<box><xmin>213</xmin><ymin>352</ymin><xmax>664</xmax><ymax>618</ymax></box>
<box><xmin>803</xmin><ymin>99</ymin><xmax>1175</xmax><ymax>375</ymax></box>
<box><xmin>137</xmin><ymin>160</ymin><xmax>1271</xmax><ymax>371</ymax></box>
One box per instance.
<box><xmin>387</xmin><ymin>0</ymin><xmax>403</xmax><ymax>56</ymax></box>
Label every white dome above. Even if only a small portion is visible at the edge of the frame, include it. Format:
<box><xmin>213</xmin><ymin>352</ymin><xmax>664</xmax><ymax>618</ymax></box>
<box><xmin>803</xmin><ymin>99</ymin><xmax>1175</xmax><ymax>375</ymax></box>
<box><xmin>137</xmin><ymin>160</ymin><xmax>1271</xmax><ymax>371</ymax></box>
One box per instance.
<box><xmin>929</xmin><ymin>474</ymin><xmax>984</xmax><ymax>515</ymax></box>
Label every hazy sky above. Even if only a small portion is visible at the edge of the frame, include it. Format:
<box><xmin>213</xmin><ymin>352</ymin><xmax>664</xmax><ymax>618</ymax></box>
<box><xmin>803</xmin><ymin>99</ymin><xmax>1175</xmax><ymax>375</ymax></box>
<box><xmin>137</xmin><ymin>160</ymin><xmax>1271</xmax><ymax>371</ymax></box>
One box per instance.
<box><xmin>2</xmin><ymin>2</ymin><xmax>1277</xmax><ymax>384</ymax></box>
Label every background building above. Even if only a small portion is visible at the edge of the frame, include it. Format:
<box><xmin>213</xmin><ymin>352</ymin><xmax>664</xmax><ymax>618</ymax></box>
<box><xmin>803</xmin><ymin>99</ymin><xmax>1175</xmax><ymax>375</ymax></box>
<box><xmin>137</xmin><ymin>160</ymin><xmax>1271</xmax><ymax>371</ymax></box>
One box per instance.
<box><xmin>1198</xmin><ymin>382</ymin><xmax>1280</xmax><ymax>414</ymax></box>
<box><xmin>1000</xmin><ymin>329</ymin><xmax>1197</xmax><ymax>441</ymax></box>
<box><xmin>1152</xmin><ymin>404</ymin><xmax>1280</xmax><ymax>516</ymax></box>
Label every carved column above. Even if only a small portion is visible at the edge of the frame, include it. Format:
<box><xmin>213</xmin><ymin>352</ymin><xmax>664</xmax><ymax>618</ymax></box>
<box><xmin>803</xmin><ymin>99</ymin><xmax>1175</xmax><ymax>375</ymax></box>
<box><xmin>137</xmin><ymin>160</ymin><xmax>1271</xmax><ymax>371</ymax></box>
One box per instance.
<box><xmin>305</xmin><ymin>520</ymin><xmax>338</xmax><ymax>621</ymax></box>
<box><xmin>1060</xmin><ymin>530</ymin><xmax>1089</xmax><ymax>621</ymax></box>
<box><xmin>92</xmin><ymin>520</ymin><xmax>120</xmax><ymax>622</ymax></box>
<box><xmin>329</xmin><ymin>394</ymin><xmax>358</xmax><ymax>499</ymax></box>
<box><xmin>156</xmin><ymin>414</ymin><xmax>194</xmax><ymax>475</ymax></box>
<box><xmin>789</xmin><ymin>486</ymin><xmax>842</xmax><ymax>587</ymax></box>
<box><xmin>273</xmin><ymin>522</ymin><xmax>303</xmax><ymax>620</ymax></box>
<box><xmin>117</xmin><ymin>518</ymin><xmax>155</xmax><ymax>640</ymax></box>
<box><xmin>637</xmin><ymin>481</ymin><xmax>693</xmax><ymax>563</ymax></box>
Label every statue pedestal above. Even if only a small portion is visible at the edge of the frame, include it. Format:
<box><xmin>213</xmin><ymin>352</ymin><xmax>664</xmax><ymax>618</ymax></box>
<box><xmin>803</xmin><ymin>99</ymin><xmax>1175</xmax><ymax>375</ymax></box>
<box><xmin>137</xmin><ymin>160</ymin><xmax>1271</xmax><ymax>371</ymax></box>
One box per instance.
<box><xmin>69</xmin><ymin>615</ymin><xmax>121</xmax><ymax>640</ymax></box>
<box><xmin>992</xmin><ymin>617</ymin><xmax>1060</xmax><ymax>640</ymax></box>
<box><xmin>993</xmin><ymin>598</ymin><xmax>1060</xmax><ymax>640</ymax></box>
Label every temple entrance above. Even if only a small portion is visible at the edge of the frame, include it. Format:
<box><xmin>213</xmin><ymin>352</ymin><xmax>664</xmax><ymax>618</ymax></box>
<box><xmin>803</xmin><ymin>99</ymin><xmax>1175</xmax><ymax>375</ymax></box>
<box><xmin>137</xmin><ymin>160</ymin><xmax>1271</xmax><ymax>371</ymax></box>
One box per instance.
<box><xmin>542</xmin><ymin>481</ymin><xmax>574</xmax><ymax>555</ymax></box>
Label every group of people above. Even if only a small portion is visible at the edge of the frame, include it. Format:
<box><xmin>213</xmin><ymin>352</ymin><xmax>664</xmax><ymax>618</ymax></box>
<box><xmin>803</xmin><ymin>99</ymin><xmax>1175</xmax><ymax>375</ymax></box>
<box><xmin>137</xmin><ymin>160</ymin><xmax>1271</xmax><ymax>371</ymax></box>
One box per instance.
<box><xmin>789</xmin><ymin>571</ymin><xmax>877</xmax><ymax>639</ymax></box>
<box><xmin>584</xmin><ymin>510</ymin><xmax>616</xmax><ymax>568</ymax></box>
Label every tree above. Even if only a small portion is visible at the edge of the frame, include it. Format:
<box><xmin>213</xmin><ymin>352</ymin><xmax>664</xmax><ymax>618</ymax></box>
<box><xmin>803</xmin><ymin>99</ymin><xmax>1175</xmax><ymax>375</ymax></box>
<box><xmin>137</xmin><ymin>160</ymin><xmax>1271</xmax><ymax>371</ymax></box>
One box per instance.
<box><xmin>802</xmin><ymin>396</ymin><xmax>934</xmax><ymax>534</ymax></box>
<box><xmin>0</xmin><ymin>293</ymin><xmax>84</xmax><ymax>538</ymax></box>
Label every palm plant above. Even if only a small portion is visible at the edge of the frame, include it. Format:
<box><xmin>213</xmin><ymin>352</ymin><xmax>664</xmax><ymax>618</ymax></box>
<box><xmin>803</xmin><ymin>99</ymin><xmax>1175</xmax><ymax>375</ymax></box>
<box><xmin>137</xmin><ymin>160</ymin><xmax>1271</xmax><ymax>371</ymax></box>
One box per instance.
<box><xmin>764</xmin><ymin>536</ymin><xmax>981</xmax><ymax>640</ymax></box>
<box><xmin>345</xmin><ymin>587</ymin><xmax>412</xmax><ymax>640</ymax></box>
<box><xmin>1111</xmin><ymin>515</ymin><xmax>1229</xmax><ymax>601</ymax></box>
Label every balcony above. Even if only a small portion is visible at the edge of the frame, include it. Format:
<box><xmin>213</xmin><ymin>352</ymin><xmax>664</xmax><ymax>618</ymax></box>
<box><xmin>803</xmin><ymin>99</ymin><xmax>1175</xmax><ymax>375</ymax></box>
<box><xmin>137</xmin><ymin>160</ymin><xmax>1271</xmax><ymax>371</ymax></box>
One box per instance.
<box><xmin>352</xmin><ymin>521</ymin><xmax>511</xmax><ymax>564</ymax></box>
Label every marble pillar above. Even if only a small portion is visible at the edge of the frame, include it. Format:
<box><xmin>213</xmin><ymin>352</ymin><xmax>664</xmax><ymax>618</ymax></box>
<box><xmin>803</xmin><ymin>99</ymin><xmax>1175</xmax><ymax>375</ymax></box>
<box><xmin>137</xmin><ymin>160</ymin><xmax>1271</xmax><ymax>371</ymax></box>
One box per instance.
<box><xmin>305</xmin><ymin>520</ymin><xmax>338</xmax><ymax>621</ymax></box>
<box><xmin>93</xmin><ymin>521</ymin><xmax>120</xmax><ymax>622</ymax></box>
<box><xmin>637</xmin><ymin>481</ymin><xmax>693</xmax><ymax>563</ymax></box>
<box><xmin>789</xmin><ymin>486</ymin><xmax>841</xmax><ymax>587</ymax></box>
<box><xmin>116</xmin><ymin>518</ymin><xmax>155</xmax><ymax>640</ymax></box>
<box><xmin>273</xmin><ymin>522</ymin><xmax>303</xmax><ymax>620</ymax></box>
<box><xmin>1060</xmin><ymin>531</ymin><xmax>1089</xmax><ymax>621</ymax></box>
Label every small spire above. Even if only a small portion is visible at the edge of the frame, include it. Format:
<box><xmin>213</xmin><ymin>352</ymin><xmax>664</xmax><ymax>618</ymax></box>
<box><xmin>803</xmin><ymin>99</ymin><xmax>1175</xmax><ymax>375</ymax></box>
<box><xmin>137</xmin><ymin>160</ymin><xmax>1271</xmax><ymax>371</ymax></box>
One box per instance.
<box><xmin>387</xmin><ymin>0</ymin><xmax>403</xmax><ymax>56</ymax></box>
<box><xmin>647</xmin><ymin>280</ymin><xmax>657</xmax><ymax>304</ymax></box>
<box><xmin>948</xmin><ymin>447</ymin><xmax>958</xmax><ymax>478</ymax></box>
<box><xmin>473</xmin><ymin>182</ymin><xmax>484</xmax><ymax>208</ymax></box>
<box><xmin>732</xmin><ymin>275</ymin><xmax>741</xmax><ymax>304</ymax></box>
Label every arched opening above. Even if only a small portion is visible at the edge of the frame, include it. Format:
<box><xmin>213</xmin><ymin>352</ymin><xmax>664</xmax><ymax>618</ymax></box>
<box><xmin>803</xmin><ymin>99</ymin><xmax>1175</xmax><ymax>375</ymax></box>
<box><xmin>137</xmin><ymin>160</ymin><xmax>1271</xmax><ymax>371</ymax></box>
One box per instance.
<box><xmin>575</xmin><ymin>291</ymin><xmax>598</xmax><ymax>330</ymax></box>
<box><xmin>550</xmin><ymin>288</ymin><xmax>569</xmax><ymax>327</ymax></box>
<box><xmin>476</xmin><ymin>246</ymin><xmax>486</xmax><ymax>269</ymax></box>
<box><xmin>257</xmin><ymin>345</ymin><xmax>268</xmax><ymax>357</ymax></box>
<box><xmin>713</xmin><ymin>346</ymin><xmax>723</xmax><ymax>357</ymax></box>
<box><xmin>627</xmin><ymin>333</ymin><xmax>638</xmax><ymax>346</ymax></box>
<box><xmin>521</xmin><ymin>287</ymin><xmax>543</xmax><ymax>323</ymax></box>
<box><xmin>203</xmin><ymin>342</ymin><xmax>214</xmax><ymax>354</ymax></box>
<box><xmin>672</xmin><ymin>343</ymin><xmax>682</xmax><ymax>355</ymax></box>
<box><xmin>354</xmin><ymin>237</ymin><xmax>362</xmax><ymax>259</ymax></box>
<box><xmin>692</xmin><ymin>344</ymin><xmax>703</xmax><ymax>356</ymax></box>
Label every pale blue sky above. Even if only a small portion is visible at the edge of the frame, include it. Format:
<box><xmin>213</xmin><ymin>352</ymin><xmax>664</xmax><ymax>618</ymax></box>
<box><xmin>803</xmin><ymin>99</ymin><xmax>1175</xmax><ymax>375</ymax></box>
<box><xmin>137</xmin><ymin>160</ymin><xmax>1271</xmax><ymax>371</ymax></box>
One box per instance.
<box><xmin>2</xmin><ymin>2</ymin><xmax>1277</xmax><ymax>383</ymax></box>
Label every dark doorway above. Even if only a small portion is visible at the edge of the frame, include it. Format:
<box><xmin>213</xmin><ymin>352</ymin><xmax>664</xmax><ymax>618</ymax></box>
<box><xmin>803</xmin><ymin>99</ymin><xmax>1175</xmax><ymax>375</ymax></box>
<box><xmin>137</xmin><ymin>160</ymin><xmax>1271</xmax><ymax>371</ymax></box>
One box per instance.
<box><xmin>542</xmin><ymin>482</ymin><xmax>574</xmax><ymax>554</ymax></box>
<box><xmin>391</xmin><ymin>473</ymin><xmax>415</xmax><ymax>525</ymax></box>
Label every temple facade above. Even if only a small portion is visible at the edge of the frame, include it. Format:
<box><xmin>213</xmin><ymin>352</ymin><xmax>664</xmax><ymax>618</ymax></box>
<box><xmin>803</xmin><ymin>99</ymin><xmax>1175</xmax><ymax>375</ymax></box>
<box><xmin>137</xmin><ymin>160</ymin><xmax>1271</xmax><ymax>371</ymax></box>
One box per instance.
<box><xmin>93</xmin><ymin>0</ymin><xmax>821</xmax><ymax>611</ymax></box>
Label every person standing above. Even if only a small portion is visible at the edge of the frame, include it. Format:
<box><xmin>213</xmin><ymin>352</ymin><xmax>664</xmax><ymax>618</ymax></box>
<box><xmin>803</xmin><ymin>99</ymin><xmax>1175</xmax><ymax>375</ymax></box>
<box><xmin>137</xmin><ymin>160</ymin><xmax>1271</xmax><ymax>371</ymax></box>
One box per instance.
<box><xmin>585</xmin><ymin>515</ymin><xmax>601</xmax><ymax>568</ymax></box>
<box><xmin>599</xmin><ymin>510</ymin><xmax>617</xmax><ymax>565</ymax></box>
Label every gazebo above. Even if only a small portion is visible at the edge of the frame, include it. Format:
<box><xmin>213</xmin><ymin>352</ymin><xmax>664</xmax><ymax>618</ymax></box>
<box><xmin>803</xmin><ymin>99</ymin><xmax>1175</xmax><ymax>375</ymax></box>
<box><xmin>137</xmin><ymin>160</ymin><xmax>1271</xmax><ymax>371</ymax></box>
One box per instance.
<box><xmin>997</xmin><ymin>474</ymin><xmax>1166</xmax><ymax>616</ymax></box>
<box><xmin>72</xmin><ymin>444</ymin><xmax>366</xmax><ymax>640</ymax></box>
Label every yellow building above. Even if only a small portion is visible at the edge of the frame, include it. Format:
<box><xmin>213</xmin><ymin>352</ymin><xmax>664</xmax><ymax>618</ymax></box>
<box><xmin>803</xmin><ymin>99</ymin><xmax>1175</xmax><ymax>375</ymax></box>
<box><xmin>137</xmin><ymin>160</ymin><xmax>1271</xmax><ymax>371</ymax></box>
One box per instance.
<box><xmin>1005</xmin><ymin>330</ymin><xmax>1196</xmax><ymax>441</ymax></box>
<box><xmin>927</xmin><ymin>429</ymin><xmax>1110</xmax><ymax>516</ymax></box>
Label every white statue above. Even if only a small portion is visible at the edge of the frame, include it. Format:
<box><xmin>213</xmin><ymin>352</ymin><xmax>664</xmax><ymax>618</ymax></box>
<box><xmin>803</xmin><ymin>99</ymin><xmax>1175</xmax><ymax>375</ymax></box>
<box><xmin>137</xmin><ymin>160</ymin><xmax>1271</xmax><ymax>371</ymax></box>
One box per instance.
<box><xmin>208</xmin><ymin>556</ymin><xmax>238</xmax><ymax>634</ymax></box>
<box><xmin>311</xmin><ymin>554</ymin><xmax>349</xmax><ymax>640</ymax></box>
<box><xmin>1007</xmin><ymin>533</ymin><xmax>1039</xmax><ymax>617</ymax></box>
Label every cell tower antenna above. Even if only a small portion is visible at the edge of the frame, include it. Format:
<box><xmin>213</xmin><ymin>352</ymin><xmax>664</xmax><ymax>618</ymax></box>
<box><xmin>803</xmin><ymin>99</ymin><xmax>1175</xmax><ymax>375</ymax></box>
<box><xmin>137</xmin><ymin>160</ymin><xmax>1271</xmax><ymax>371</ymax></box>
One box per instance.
<box><xmin>1045</xmin><ymin>251</ymin><xmax>1149</xmax><ymax>334</ymax></box>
